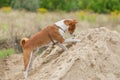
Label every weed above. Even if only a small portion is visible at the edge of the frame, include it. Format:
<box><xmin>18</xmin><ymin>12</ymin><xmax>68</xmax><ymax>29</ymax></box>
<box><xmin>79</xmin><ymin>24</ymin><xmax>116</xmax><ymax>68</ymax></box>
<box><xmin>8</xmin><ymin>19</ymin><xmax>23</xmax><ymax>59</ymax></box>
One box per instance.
<box><xmin>1</xmin><ymin>23</ymin><xmax>8</xmax><ymax>31</ymax></box>
<box><xmin>77</xmin><ymin>11</ymin><xmax>97</xmax><ymax>23</ymax></box>
<box><xmin>1</xmin><ymin>7</ymin><xmax>12</xmax><ymax>12</ymax></box>
<box><xmin>37</xmin><ymin>8</ymin><xmax>48</xmax><ymax>13</ymax></box>
<box><xmin>0</xmin><ymin>48</ymin><xmax>15</xmax><ymax>58</ymax></box>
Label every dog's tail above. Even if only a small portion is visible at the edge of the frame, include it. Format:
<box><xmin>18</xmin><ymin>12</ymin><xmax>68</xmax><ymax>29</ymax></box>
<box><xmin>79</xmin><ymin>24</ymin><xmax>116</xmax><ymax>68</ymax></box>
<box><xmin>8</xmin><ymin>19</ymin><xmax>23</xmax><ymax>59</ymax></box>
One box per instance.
<box><xmin>20</xmin><ymin>37</ymin><xmax>29</xmax><ymax>47</ymax></box>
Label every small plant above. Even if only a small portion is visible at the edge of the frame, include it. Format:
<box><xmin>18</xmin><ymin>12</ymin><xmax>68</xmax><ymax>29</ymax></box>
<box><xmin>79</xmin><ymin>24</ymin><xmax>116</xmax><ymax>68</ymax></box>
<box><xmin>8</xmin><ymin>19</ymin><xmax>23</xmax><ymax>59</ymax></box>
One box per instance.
<box><xmin>79</xmin><ymin>11</ymin><xmax>86</xmax><ymax>20</ymax></box>
<box><xmin>0</xmin><ymin>48</ymin><xmax>15</xmax><ymax>58</ymax></box>
<box><xmin>77</xmin><ymin>11</ymin><xmax>97</xmax><ymax>23</ymax></box>
<box><xmin>1</xmin><ymin>7</ymin><xmax>12</xmax><ymax>12</ymax></box>
<box><xmin>37</xmin><ymin>8</ymin><xmax>48</xmax><ymax>13</ymax></box>
<box><xmin>111</xmin><ymin>10</ymin><xmax>120</xmax><ymax>16</ymax></box>
<box><xmin>1</xmin><ymin>23</ymin><xmax>8</xmax><ymax>31</ymax></box>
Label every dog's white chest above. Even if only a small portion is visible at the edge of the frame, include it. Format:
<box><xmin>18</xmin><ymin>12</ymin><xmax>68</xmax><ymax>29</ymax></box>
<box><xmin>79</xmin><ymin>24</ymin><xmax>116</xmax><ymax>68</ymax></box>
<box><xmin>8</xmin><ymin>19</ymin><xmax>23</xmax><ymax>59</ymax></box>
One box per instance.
<box><xmin>58</xmin><ymin>29</ymin><xmax>64</xmax><ymax>36</ymax></box>
<box><xmin>55</xmin><ymin>20</ymin><xmax>68</xmax><ymax>37</ymax></box>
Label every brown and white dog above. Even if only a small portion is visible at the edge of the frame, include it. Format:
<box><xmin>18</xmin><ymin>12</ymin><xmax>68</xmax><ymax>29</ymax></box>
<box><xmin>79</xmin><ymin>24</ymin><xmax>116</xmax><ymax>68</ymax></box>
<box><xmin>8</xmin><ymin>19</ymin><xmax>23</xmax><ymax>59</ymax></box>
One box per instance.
<box><xmin>20</xmin><ymin>19</ymin><xmax>80</xmax><ymax>79</ymax></box>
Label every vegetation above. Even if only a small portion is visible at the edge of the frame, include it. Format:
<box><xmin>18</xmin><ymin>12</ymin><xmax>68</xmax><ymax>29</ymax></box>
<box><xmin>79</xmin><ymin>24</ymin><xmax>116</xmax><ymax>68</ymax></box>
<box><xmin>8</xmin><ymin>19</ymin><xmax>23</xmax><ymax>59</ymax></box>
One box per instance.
<box><xmin>0</xmin><ymin>48</ymin><xmax>15</xmax><ymax>58</ymax></box>
<box><xmin>0</xmin><ymin>10</ymin><xmax>119</xmax><ymax>41</ymax></box>
<box><xmin>10</xmin><ymin>0</ymin><xmax>39</xmax><ymax>11</ymax></box>
<box><xmin>0</xmin><ymin>0</ymin><xmax>10</xmax><ymax>7</ymax></box>
<box><xmin>0</xmin><ymin>0</ymin><xmax>120</xmax><ymax>13</ymax></box>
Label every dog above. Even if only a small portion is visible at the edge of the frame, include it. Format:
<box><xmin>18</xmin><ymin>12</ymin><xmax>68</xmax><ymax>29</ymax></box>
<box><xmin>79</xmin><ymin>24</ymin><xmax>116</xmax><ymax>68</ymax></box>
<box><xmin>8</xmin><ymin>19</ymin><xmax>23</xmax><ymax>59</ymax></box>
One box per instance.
<box><xmin>20</xmin><ymin>19</ymin><xmax>80</xmax><ymax>79</ymax></box>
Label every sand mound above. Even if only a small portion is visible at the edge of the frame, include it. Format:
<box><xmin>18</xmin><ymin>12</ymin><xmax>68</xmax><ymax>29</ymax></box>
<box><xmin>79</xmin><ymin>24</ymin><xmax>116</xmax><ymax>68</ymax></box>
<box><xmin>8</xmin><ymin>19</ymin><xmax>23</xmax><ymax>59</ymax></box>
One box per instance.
<box><xmin>1</xmin><ymin>27</ymin><xmax>120</xmax><ymax>80</ymax></box>
<box><xmin>28</xmin><ymin>27</ymin><xmax>120</xmax><ymax>80</ymax></box>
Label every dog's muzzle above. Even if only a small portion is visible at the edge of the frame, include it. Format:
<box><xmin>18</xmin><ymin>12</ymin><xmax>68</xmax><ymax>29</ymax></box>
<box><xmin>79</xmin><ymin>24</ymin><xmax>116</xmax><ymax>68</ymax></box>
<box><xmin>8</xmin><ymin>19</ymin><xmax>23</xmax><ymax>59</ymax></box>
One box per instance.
<box><xmin>71</xmin><ymin>33</ymin><xmax>76</xmax><ymax>37</ymax></box>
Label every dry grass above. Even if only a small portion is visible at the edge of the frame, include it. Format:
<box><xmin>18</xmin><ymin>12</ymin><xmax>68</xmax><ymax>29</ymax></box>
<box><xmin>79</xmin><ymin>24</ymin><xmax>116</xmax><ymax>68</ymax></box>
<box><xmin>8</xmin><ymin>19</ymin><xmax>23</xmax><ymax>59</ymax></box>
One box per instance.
<box><xmin>0</xmin><ymin>10</ymin><xmax>120</xmax><ymax>41</ymax></box>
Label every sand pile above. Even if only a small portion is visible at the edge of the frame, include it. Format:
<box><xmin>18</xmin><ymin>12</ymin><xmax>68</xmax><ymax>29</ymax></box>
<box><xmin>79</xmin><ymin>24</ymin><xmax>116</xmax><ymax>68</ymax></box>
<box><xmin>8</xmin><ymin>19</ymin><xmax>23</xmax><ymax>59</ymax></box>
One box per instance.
<box><xmin>1</xmin><ymin>27</ymin><xmax>120</xmax><ymax>80</ymax></box>
<box><xmin>27</xmin><ymin>27</ymin><xmax>120</xmax><ymax>80</ymax></box>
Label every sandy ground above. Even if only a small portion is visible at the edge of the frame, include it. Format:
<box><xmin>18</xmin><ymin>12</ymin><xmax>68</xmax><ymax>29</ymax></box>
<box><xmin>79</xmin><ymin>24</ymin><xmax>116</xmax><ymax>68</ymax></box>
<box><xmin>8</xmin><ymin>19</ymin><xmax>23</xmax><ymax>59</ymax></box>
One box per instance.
<box><xmin>0</xmin><ymin>27</ymin><xmax>120</xmax><ymax>80</ymax></box>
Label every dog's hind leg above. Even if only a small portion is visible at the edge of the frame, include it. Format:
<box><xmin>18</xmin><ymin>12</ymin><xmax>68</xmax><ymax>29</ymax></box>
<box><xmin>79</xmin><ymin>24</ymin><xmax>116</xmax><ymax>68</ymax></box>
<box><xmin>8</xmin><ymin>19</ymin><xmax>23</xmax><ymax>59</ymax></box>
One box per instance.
<box><xmin>24</xmin><ymin>52</ymin><xmax>33</xmax><ymax>79</ymax></box>
<box><xmin>29</xmin><ymin>48</ymin><xmax>39</xmax><ymax>70</ymax></box>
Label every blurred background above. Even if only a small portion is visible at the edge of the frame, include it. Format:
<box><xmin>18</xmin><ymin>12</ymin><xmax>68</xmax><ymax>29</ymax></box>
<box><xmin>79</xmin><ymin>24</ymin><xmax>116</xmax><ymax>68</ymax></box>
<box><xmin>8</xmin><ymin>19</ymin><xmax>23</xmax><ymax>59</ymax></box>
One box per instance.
<box><xmin>0</xmin><ymin>0</ymin><xmax>120</xmax><ymax>58</ymax></box>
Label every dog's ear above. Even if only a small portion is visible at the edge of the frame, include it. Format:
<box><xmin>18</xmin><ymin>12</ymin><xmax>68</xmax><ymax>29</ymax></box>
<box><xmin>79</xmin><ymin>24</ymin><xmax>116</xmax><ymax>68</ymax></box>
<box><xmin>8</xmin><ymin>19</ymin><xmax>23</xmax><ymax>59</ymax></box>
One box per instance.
<box><xmin>64</xmin><ymin>20</ymin><xmax>72</xmax><ymax>26</ymax></box>
<box><xmin>64</xmin><ymin>19</ymin><xmax>78</xmax><ymax>25</ymax></box>
<box><xmin>20</xmin><ymin>37</ymin><xmax>29</xmax><ymax>47</ymax></box>
<box><xmin>72</xmin><ymin>19</ymin><xmax>78</xmax><ymax>24</ymax></box>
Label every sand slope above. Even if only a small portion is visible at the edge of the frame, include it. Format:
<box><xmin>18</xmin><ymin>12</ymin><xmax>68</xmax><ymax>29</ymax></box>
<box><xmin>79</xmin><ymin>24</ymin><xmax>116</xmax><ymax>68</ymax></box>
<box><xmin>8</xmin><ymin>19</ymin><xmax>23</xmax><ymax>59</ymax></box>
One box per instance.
<box><xmin>1</xmin><ymin>27</ymin><xmax>120</xmax><ymax>80</ymax></box>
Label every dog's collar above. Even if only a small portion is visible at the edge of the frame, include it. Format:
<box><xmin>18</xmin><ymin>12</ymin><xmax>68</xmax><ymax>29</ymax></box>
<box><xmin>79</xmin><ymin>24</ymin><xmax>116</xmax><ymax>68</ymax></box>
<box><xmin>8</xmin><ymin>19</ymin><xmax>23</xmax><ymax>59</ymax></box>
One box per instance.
<box><xmin>56</xmin><ymin>25</ymin><xmax>65</xmax><ymax>33</ymax></box>
<box><xmin>55</xmin><ymin>20</ymin><xmax>68</xmax><ymax>33</ymax></box>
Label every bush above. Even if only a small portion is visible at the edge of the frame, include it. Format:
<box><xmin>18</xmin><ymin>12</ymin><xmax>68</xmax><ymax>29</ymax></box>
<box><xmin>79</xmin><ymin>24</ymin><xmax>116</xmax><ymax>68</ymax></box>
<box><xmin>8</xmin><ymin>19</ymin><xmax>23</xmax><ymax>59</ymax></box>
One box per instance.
<box><xmin>11</xmin><ymin>0</ymin><xmax>39</xmax><ymax>11</ymax></box>
<box><xmin>86</xmin><ymin>0</ymin><xmax>120</xmax><ymax>13</ymax></box>
<box><xmin>0</xmin><ymin>0</ymin><xmax>10</xmax><ymax>8</ymax></box>
<box><xmin>40</xmin><ymin>0</ymin><xmax>79</xmax><ymax>12</ymax></box>
<box><xmin>10</xmin><ymin>0</ymin><xmax>22</xmax><ymax>10</ymax></box>
<box><xmin>22</xmin><ymin>0</ymin><xmax>39</xmax><ymax>11</ymax></box>
<box><xmin>0</xmin><ymin>0</ymin><xmax>120</xmax><ymax>13</ymax></box>
<box><xmin>40</xmin><ymin>0</ymin><xmax>120</xmax><ymax>13</ymax></box>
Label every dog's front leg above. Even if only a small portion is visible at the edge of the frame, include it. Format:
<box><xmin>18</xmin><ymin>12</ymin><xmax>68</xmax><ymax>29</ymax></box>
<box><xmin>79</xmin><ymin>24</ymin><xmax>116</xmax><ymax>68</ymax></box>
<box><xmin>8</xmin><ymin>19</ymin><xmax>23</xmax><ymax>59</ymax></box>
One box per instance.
<box><xmin>56</xmin><ymin>43</ymin><xmax>68</xmax><ymax>51</ymax></box>
<box><xmin>64</xmin><ymin>38</ymin><xmax>80</xmax><ymax>43</ymax></box>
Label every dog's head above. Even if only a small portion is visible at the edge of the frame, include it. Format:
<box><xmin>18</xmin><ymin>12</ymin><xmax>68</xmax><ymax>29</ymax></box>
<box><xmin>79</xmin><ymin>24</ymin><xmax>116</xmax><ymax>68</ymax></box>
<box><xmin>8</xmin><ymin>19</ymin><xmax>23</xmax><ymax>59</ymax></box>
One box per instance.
<box><xmin>64</xmin><ymin>19</ymin><xmax>78</xmax><ymax>35</ymax></box>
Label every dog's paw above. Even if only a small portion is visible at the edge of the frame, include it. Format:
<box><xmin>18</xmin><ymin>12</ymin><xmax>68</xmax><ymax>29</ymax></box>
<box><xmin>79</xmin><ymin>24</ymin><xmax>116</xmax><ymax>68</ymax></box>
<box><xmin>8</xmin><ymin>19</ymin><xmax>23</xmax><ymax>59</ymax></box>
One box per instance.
<box><xmin>24</xmin><ymin>71</ymin><xmax>28</xmax><ymax>79</ymax></box>
<box><xmin>72</xmin><ymin>39</ymin><xmax>81</xmax><ymax>42</ymax></box>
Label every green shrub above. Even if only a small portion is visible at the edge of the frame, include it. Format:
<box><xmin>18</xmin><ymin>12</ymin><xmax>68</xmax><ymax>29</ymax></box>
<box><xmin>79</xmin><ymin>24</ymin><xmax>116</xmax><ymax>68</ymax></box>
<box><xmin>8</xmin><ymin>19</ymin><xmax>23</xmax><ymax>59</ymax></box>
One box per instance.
<box><xmin>87</xmin><ymin>0</ymin><xmax>120</xmax><ymax>13</ymax></box>
<box><xmin>22</xmin><ymin>0</ymin><xmax>39</xmax><ymax>11</ymax></box>
<box><xmin>0</xmin><ymin>0</ymin><xmax>120</xmax><ymax>13</ymax></box>
<box><xmin>10</xmin><ymin>0</ymin><xmax>22</xmax><ymax>10</ymax></box>
<box><xmin>11</xmin><ymin>0</ymin><xmax>39</xmax><ymax>11</ymax></box>
<box><xmin>0</xmin><ymin>0</ymin><xmax>10</xmax><ymax>7</ymax></box>
<box><xmin>40</xmin><ymin>0</ymin><xmax>120</xmax><ymax>13</ymax></box>
<box><xmin>40</xmin><ymin>0</ymin><xmax>79</xmax><ymax>11</ymax></box>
